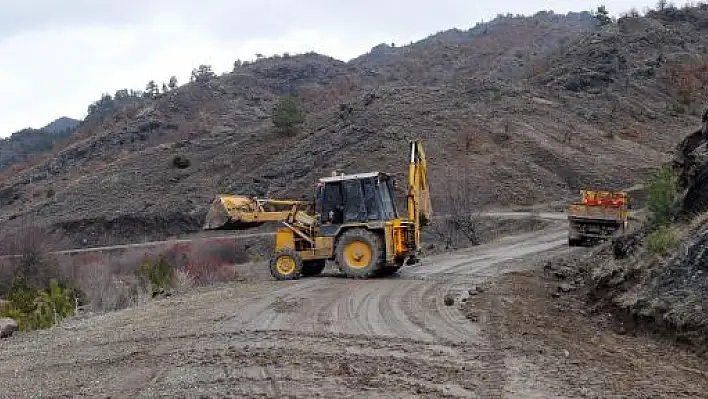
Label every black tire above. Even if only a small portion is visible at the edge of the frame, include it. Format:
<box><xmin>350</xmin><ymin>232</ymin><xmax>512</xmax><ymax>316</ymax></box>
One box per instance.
<box><xmin>335</xmin><ymin>228</ymin><xmax>384</xmax><ymax>278</ymax></box>
<box><xmin>269</xmin><ymin>249</ymin><xmax>303</xmax><ymax>280</ymax></box>
<box><xmin>301</xmin><ymin>260</ymin><xmax>326</xmax><ymax>277</ymax></box>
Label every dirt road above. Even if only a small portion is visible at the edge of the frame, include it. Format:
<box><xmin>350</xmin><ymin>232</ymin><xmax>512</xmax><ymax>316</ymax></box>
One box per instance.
<box><xmin>1</xmin><ymin>219</ymin><xmax>706</xmax><ymax>398</ymax></box>
<box><xmin>0</xmin><ymin>210</ymin><xmax>560</xmax><ymax>259</ymax></box>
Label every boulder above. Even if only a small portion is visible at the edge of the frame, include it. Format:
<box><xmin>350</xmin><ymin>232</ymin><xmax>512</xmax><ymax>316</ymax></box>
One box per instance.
<box><xmin>0</xmin><ymin>317</ymin><xmax>18</xmax><ymax>338</ymax></box>
<box><xmin>444</xmin><ymin>294</ymin><xmax>455</xmax><ymax>306</ymax></box>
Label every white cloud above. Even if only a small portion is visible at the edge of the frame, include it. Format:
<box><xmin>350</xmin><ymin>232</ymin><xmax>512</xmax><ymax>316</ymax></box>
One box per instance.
<box><xmin>0</xmin><ymin>0</ymin><xmax>657</xmax><ymax>137</ymax></box>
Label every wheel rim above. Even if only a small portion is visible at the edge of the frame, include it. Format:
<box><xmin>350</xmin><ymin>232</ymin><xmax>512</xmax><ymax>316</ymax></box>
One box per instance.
<box><xmin>343</xmin><ymin>240</ymin><xmax>372</xmax><ymax>269</ymax></box>
<box><xmin>275</xmin><ymin>256</ymin><xmax>296</xmax><ymax>275</ymax></box>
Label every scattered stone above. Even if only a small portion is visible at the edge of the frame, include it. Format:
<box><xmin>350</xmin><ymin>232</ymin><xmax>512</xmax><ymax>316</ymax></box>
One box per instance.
<box><xmin>461</xmin><ymin>297</ymin><xmax>468</xmax><ymax>303</ymax></box>
<box><xmin>444</xmin><ymin>294</ymin><xmax>455</xmax><ymax>306</ymax></box>
<box><xmin>468</xmin><ymin>289</ymin><xmax>478</xmax><ymax>296</ymax></box>
<box><xmin>553</xmin><ymin>267</ymin><xmax>575</xmax><ymax>279</ymax></box>
<box><xmin>563</xmin><ymin>349</ymin><xmax>570</xmax><ymax>357</ymax></box>
<box><xmin>557</xmin><ymin>283</ymin><xmax>576</xmax><ymax>293</ymax></box>
<box><xmin>466</xmin><ymin>313</ymin><xmax>480</xmax><ymax>322</ymax></box>
<box><xmin>476</xmin><ymin>285</ymin><xmax>485</xmax><ymax>293</ymax></box>
<box><xmin>0</xmin><ymin>317</ymin><xmax>18</xmax><ymax>339</ymax></box>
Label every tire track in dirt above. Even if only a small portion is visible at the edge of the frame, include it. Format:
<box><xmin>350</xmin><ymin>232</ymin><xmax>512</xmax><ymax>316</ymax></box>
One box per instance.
<box><xmin>201</xmin><ymin>223</ymin><xmax>570</xmax><ymax>397</ymax></box>
<box><xmin>221</xmin><ymin>224</ymin><xmax>568</xmax><ymax>339</ymax></box>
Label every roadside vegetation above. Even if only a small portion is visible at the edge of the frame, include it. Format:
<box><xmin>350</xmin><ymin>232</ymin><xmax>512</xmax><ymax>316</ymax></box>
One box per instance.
<box><xmin>0</xmin><ymin>226</ymin><xmax>266</xmax><ymax>335</ymax></box>
<box><xmin>645</xmin><ymin>164</ymin><xmax>680</xmax><ymax>255</ymax></box>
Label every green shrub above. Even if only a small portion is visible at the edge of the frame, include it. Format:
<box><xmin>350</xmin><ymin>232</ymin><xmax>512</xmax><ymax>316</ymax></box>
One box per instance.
<box><xmin>172</xmin><ymin>154</ymin><xmax>190</xmax><ymax>169</ymax></box>
<box><xmin>139</xmin><ymin>255</ymin><xmax>175</xmax><ymax>294</ymax></box>
<box><xmin>34</xmin><ymin>280</ymin><xmax>75</xmax><ymax>329</ymax></box>
<box><xmin>647</xmin><ymin>226</ymin><xmax>680</xmax><ymax>255</ymax></box>
<box><xmin>0</xmin><ymin>277</ymin><xmax>75</xmax><ymax>332</ymax></box>
<box><xmin>6</xmin><ymin>277</ymin><xmax>37</xmax><ymax>314</ymax></box>
<box><xmin>646</xmin><ymin>165</ymin><xmax>679</xmax><ymax>227</ymax></box>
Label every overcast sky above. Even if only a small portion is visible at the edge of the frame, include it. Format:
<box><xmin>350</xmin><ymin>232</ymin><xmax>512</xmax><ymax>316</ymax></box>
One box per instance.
<box><xmin>0</xmin><ymin>0</ymin><xmax>657</xmax><ymax>137</ymax></box>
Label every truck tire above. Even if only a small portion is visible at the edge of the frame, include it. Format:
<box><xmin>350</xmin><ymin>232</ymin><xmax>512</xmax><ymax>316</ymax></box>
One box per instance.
<box><xmin>301</xmin><ymin>260</ymin><xmax>326</xmax><ymax>277</ymax></box>
<box><xmin>269</xmin><ymin>249</ymin><xmax>303</xmax><ymax>280</ymax></box>
<box><xmin>335</xmin><ymin>228</ymin><xmax>384</xmax><ymax>278</ymax></box>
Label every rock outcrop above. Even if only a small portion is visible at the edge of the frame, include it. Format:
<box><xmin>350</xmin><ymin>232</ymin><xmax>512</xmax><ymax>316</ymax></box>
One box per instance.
<box><xmin>0</xmin><ymin>317</ymin><xmax>18</xmax><ymax>339</ymax></box>
<box><xmin>674</xmin><ymin>108</ymin><xmax>708</xmax><ymax>217</ymax></box>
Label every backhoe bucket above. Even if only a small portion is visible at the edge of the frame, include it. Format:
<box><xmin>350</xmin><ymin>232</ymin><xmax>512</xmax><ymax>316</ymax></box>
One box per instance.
<box><xmin>203</xmin><ymin>195</ymin><xmax>263</xmax><ymax>230</ymax></box>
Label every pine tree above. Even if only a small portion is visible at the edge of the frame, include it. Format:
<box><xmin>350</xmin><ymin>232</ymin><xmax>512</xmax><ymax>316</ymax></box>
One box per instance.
<box><xmin>272</xmin><ymin>95</ymin><xmax>305</xmax><ymax>136</ymax></box>
<box><xmin>594</xmin><ymin>5</ymin><xmax>613</xmax><ymax>26</ymax></box>
<box><xmin>145</xmin><ymin>80</ymin><xmax>159</xmax><ymax>98</ymax></box>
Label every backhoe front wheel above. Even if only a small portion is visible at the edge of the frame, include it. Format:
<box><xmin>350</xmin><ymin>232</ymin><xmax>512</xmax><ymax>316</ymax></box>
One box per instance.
<box><xmin>335</xmin><ymin>228</ymin><xmax>384</xmax><ymax>278</ymax></box>
<box><xmin>269</xmin><ymin>249</ymin><xmax>303</xmax><ymax>281</ymax></box>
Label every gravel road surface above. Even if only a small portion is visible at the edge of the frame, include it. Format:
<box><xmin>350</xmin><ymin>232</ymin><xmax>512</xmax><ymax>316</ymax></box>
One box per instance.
<box><xmin>2</xmin><ymin>218</ymin><xmax>705</xmax><ymax>398</ymax></box>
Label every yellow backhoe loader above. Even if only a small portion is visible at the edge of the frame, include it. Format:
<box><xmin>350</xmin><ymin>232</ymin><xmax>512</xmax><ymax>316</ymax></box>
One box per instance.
<box><xmin>203</xmin><ymin>140</ymin><xmax>432</xmax><ymax>280</ymax></box>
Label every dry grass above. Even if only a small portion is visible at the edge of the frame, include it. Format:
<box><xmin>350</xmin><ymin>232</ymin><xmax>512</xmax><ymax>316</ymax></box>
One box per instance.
<box><xmin>0</xmin><ymin>221</ymin><xmax>256</xmax><ymax>318</ymax></box>
<box><xmin>647</xmin><ymin>225</ymin><xmax>680</xmax><ymax>255</ymax></box>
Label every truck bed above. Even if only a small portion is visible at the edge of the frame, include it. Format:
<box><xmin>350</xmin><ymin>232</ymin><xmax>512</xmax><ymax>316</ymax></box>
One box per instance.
<box><xmin>567</xmin><ymin>203</ymin><xmax>627</xmax><ymax>246</ymax></box>
<box><xmin>567</xmin><ymin>203</ymin><xmax>627</xmax><ymax>222</ymax></box>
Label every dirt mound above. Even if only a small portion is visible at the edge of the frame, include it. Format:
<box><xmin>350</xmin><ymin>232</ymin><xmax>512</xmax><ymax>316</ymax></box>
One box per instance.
<box><xmin>463</xmin><ymin>267</ymin><xmax>708</xmax><ymax>397</ymax></box>
<box><xmin>575</xmin><ymin>221</ymin><xmax>708</xmax><ymax>350</ymax></box>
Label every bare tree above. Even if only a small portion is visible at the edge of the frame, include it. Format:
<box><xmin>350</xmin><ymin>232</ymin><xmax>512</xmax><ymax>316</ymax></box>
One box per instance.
<box><xmin>429</xmin><ymin>134</ymin><xmax>487</xmax><ymax>250</ymax></box>
<box><xmin>3</xmin><ymin>216</ymin><xmax>62</xmax><ymax>291</ymax></box>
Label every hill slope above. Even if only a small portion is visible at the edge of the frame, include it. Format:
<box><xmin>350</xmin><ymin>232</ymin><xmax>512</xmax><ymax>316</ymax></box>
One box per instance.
<box><xmin>0</xmin><ymin>7</ymin><xmax>707</xmax><ymax>249</ymax></box>
<box><xmin>0</xmin><ymin>117</ymin><xmax>79</xmax><ymax>172</ymax></box>
<box><xmin>42</xmin><ymin>117</ymin><xmax>80</xmax><ymax>134</ymax></box>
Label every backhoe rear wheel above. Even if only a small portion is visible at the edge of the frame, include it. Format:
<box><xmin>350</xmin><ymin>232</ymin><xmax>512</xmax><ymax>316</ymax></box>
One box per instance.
<box><xmin>269</xmin><ymin>249</ymin><xmax>303</xmax><ymax>281</ymax></box>
<box><xmin>335</xmin><ymin>228</ymin><xmax>384</xmax><ymax>278</ymax></box>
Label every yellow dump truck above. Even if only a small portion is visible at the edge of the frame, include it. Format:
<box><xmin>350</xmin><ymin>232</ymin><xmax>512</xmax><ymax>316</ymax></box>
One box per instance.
<box><xmin>567</xmin><ymin>189</ymin><xmax>629</xmax><ymax>246</ymax></box>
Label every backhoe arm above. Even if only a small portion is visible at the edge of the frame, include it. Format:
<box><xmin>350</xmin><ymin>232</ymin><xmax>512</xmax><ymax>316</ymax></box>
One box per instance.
<box><xmin>407</xmin><ymin>140</ymin><xmax>433</xmax><ymax>248</ymax></box>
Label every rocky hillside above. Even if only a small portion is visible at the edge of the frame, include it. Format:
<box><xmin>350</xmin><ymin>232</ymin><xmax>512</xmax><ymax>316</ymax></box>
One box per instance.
<box><xmin>1</xmin><ymin>6</ymin><xmax>707</xmax><ymax>250</ymax></box>
<box><xmin>0</xmin><ymin>117</ymin><xmax>79</xmax><ymax>171</ymax></box>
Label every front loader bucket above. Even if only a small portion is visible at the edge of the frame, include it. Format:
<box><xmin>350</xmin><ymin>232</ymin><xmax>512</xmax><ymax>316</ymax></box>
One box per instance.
<box><xmin>202</xmin><ymin>195</ymin><xmax>263</xmax><ymax>230</ymax></box>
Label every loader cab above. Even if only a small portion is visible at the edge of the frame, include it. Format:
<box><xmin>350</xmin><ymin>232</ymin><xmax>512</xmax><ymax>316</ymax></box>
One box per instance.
<box><xmin>315</xmin><ymin>172</ymin><xmax>399</xmax><ymax>226</ymax></box>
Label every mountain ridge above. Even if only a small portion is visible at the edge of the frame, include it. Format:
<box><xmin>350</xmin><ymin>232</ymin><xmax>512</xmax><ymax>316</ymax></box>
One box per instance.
<box><xmin>0</xmin><ymin>6</ymin><xmax>707</xmax><ymax>250</ymax></box>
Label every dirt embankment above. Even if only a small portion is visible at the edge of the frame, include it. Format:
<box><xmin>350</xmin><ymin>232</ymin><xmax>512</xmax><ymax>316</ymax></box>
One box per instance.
<box><xmin>551</xmin><ymin>112</ymin><xmax>708</xmax><ymax>352</ymax></box>
<box><xmin>463</xmin><ymin>264</ymin><xmax>708</xmax><ymax>398</ymax></box>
